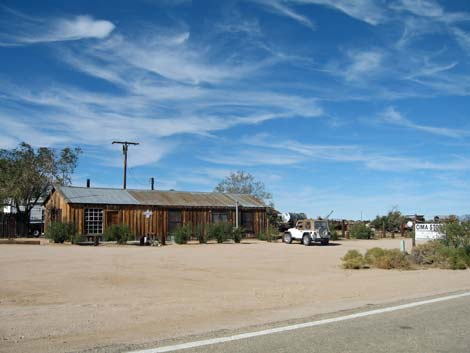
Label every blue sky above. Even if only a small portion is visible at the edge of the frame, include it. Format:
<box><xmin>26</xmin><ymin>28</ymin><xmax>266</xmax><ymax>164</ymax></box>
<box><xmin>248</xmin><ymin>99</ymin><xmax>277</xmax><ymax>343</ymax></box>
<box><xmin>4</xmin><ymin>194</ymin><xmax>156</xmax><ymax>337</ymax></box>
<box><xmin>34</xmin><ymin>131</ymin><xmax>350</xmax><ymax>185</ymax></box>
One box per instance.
<box><xmin>1</xmin><ymin>0</ymin><xmax>470</xmax><ymax>219</ymax></box>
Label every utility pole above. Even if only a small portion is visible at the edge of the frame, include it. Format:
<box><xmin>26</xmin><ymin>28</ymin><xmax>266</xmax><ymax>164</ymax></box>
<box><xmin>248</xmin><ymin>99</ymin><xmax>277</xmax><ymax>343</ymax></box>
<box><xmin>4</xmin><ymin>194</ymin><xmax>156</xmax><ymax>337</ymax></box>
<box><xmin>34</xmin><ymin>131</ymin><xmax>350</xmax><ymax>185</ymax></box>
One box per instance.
<box><xmin>112</xmin><ymin>141</ymin><xmax>139</xmax><ymax>189</ymax></box>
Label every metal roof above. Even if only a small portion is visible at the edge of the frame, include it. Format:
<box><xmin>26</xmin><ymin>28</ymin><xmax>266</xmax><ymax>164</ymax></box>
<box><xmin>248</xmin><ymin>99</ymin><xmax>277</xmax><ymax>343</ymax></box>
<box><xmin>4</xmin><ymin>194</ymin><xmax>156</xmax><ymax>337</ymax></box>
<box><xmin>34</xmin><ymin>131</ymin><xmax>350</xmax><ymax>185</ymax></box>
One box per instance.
<box><xmin>55</xmin><ymin>186</ymin><xmax>267</xmax><ymax>208</ymax></box>
<box><xmin>57</xmin><ymin>186</ymin><xmax>139</xmax><ymax>205</ymax></box>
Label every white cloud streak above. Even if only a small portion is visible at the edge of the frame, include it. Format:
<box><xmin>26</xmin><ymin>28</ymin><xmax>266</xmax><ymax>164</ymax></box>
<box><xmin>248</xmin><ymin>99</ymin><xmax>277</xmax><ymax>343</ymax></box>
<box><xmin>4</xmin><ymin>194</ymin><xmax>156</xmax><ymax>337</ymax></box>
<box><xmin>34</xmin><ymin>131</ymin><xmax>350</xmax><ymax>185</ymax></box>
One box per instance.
<box><xmin>380</xmin><ymin>107</ymin><xmax>470</xmax><ymax>138</ymax></box>
<box><xmin>0</xmin><ymin>9</ymin><xmax>114</xmax><ymax>45</ymax></box>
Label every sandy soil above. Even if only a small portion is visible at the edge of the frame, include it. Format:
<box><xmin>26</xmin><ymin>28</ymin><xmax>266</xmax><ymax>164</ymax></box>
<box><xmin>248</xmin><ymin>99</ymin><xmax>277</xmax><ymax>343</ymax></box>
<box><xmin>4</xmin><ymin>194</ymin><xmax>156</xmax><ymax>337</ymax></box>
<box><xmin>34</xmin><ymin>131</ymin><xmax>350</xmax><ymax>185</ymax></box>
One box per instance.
<box><xmin>1</xmin><ymin>238</ymin><xmax>469</xmax><ymax>353</ymax></box>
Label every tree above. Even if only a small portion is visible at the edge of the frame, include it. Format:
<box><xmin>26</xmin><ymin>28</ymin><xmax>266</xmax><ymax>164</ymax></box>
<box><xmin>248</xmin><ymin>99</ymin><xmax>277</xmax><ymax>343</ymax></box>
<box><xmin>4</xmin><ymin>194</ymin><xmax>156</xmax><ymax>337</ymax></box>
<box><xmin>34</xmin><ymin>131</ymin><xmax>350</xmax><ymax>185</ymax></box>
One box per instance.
<box><xmin>214</xmin><ymin>170</ymin><xmax>273</xmax><ymax>206</ymax></box>
<box><xmin>0</xmin><ymin>142</ymin><xmax>81</xmax><ymax>236</ymax></box>
<box><xmin>370</xmin><ymin>209</ymin><xmax>404</xmax><ymax>234</ymax></box>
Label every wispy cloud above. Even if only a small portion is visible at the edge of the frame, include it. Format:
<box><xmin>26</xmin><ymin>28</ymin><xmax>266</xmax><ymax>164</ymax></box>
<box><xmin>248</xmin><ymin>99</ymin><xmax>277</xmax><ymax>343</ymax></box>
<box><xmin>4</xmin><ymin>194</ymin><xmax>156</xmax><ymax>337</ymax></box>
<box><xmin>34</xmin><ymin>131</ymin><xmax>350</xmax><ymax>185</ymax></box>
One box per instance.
<box><xmin>0</xmin><ymin>8</ymin><xmax>114</xmax><ymax>45</ymax></box>
<box><xmin>253</xmin><ymin>0</ymin><xmax>316</xmax><ymax>30</ymax></box>
<box><xmin>342</xmin><ymin>49</ymin><xmax>383</xmax><ymax>81</ymax></box>
<box><xmin>300</xmin><ymin>0</ymin><xmax>387</xmax><ymax>25</ymax></box>
<box><xmin>229</xmin><ymin>133</ymin><xmax>470</xmax><ymax>172</ymax></box>
<box><xmin>379</xmin><ymin>107</ymin><xmax>469</xmax><ymax>138</ymax></box>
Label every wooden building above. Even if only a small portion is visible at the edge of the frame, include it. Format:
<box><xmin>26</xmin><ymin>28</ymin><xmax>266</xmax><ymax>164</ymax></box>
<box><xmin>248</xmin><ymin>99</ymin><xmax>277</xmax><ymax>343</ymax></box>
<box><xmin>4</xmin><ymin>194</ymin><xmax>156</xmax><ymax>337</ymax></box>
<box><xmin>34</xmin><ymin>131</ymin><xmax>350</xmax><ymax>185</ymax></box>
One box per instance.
<box><xmin>44</xmin><ymin>185</ymin><xmax>269</xmax><ymax>241</ymax></box>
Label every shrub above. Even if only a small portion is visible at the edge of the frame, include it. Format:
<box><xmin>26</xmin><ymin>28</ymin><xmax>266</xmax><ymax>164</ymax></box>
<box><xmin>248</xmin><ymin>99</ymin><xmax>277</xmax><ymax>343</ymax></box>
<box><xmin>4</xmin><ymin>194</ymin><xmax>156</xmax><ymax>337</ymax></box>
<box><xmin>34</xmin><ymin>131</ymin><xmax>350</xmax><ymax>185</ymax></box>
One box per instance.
<box><xmin>207</xmin><ymin>222</ymin><xmax>233</xmax><ymax>243</ymax></box>
<box><xmin>172</xmin><ymin>223</ymin><xmax>193</xmax><ymax>244</ymax></box>
<box><xmin>342</xmin><ymin>250</ymin><xmax>365</xmax><ymax>269</ymax></box>
<box><xmin>104</xmin><ymin>224</ymin><xmax>131</xmax><ymax>244</ymax></box>
<box><xmin>71</xmin><ymin>233</ymin><xmax>85</xmax><ymax>244</ymax></box>
<box><xmin>412</xmin><ymin>241</ymin><xmax>469</xmax><ymax>269</ymax></box>
<box><xmin>350</xmin><ymin>223</ymin><xmax>373</xmax><ymax>239</ymax></box>
<box><xmin>232</xmin><ymin>226</ymin><xmax>245</xmax><ymax>243</ymax></box>
<box><xmin>194</xmin><ymin>224</ymin><xmax>207</xmax><ymax>244</ymax></box>
<box><xmin>258</xmin><ymin>224</ymin><xmax>280</xmax><ymax>242</ymax></box>
<box><xmin>440</xmin><ymin>221</ymin><xmax>470</xmax><ymax>249</ymax></box>
<box><xmin>374</xmin><ymin>249</ymin><xmax>412</xmax><ymax>270</ymax></box>
<box><xmin>364</xmin><ymin>247</ymin><xmax>386</xmax><ymax>266</ymax></box>
<box><xmin>330</xmin><ymin>229</ymin><xmax>339</xmax><ymax>241</ymax></box>
<box><xmin>46</xmin><ymin>222</ymin><xmax>77</xmax><ymax>243</ymax></box>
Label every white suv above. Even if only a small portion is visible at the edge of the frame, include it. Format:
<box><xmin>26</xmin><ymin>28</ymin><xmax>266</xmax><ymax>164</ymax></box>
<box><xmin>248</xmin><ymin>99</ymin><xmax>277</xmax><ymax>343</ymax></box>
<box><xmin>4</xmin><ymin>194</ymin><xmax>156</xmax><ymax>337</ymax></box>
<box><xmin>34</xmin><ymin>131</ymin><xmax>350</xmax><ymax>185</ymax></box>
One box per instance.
<box><xmin>283</xmin><ymin>219</ymin><xmax>330</xmax><ymax>246</ymax></box>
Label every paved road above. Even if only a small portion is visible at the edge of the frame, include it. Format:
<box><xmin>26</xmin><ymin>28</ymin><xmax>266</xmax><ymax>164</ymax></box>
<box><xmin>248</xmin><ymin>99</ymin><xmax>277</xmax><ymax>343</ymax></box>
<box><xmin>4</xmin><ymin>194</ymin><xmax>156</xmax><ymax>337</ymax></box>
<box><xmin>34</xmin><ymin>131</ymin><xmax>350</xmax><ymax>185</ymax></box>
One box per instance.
<box><xmin>127</xmin><ymin>292</ymin><xmax>470</xmax><ymax>353</ymax></box>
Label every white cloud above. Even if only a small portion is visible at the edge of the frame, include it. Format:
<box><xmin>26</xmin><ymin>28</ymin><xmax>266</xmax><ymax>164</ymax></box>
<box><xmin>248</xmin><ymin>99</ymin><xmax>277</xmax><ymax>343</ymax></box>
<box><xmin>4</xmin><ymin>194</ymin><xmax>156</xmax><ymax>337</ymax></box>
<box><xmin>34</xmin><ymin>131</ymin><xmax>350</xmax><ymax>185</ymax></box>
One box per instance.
<box><xmin>451</xmin><ymin>27</ymin><xmax>470</xmax><ymax>55</ymax></box>
<box><xmin>380</xmin><ymin>107</ymin><xmax>469</xmax><ymax>138</ymax></box>
<box><xmin>233</xmin><ymin>132</ymin><xmax>470</xmax><ymax>172</ymax></box>
<box><xmin>52</xmin><ymin>16</ymin><xmax>115</xmax><ymax>41</ymax></box>
<box><xmin>299</xmin><ymin>0</ymin><xmax>387</xmax><ymax>25</ymax></box>
<box><xmin>253</xmin><ymin>0</ymin><xmax>316</xmax><ymax>30</ymax></box>
<box><xmin>343</xmin><ymin>50</ymin><xmax>383</xmax><ymax>81</ymax></box>
<box><xmin>0</xmin><ymin>10</ymin><xmax>115</xmax><ymax>45</ymax></box>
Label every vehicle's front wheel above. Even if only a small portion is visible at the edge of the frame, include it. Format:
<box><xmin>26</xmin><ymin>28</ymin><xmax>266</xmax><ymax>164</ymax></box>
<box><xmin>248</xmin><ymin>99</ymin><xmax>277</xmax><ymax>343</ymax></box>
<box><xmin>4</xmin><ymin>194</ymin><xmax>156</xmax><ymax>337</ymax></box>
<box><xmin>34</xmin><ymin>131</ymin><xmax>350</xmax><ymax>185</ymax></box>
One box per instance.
<box><xmin>302</xmin><ymin>234</ymin><xmax>311</xmax><ymax>246</ymax></box>
<box><xmin>284</xmin><ymin>232</ymin><xmax>292</xmax><ymax>244</ymax></box>
<box><xmin>321</xmin><ymin>239</ymin><xmax>329</xmax><ymax>246</ymax></box>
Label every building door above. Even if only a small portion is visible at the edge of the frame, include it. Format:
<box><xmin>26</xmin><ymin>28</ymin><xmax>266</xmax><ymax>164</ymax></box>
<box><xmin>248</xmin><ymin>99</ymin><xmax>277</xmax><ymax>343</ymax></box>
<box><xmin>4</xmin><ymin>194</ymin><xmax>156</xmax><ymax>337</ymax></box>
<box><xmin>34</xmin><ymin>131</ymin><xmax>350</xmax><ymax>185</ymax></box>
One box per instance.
<box><xmin>106</xmin><ymin>211</ymin><xmax>120</xmax><ymax>228</ymax></box>
<box><xmin>242</xmin><ymin>211</ymin><xmax>254</xmax><ymax>234</ymax></box>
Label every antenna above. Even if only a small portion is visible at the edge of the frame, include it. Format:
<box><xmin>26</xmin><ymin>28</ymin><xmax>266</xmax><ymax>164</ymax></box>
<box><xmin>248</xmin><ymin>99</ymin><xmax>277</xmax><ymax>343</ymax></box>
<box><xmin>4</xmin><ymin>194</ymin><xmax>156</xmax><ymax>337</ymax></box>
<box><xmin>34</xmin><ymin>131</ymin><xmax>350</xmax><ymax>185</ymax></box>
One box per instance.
<box><xmin>324</xmin><ymin>210</ymin><xmax>334</xmax><ymax>220</ymax></box>
<box><xmin>112</xmin><ymin>141</ymin><xmax>139</xmax><ymax>189</ymax></box>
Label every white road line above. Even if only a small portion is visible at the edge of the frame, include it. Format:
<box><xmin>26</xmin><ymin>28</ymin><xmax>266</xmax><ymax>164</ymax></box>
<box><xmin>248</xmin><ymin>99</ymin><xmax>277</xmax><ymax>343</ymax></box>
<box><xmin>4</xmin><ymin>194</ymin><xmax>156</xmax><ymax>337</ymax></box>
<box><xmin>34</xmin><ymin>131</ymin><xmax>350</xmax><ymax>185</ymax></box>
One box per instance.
<box><xmin>128</xmin><ymin>291</ymin><xmax>470</xmax><ymax>353</ymax></box>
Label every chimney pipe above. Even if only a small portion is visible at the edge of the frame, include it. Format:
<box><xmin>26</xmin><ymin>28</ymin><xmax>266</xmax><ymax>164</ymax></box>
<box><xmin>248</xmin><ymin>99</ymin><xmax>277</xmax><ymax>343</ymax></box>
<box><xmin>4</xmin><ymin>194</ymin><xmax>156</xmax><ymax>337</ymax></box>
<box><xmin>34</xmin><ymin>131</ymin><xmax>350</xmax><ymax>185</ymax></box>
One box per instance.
<box><xmin>86</xmin><ymin>179</ymin><xmax>90</xmax><ymax>188</ymax></box>
<box><xmin>150</xmin><ymin>177</ymin><xmax>155</xmax><ymax>191</ymax></box>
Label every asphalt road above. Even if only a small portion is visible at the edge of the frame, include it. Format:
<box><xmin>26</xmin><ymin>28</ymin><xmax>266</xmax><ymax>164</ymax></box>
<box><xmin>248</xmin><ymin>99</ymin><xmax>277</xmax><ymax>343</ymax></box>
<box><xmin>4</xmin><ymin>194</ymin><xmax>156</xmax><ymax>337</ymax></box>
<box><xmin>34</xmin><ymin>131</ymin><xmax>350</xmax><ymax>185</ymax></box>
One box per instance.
<box><xmin>127</xmin><ymin>292</ymin><xmax>470</xmax><ymax>353</ymax></box>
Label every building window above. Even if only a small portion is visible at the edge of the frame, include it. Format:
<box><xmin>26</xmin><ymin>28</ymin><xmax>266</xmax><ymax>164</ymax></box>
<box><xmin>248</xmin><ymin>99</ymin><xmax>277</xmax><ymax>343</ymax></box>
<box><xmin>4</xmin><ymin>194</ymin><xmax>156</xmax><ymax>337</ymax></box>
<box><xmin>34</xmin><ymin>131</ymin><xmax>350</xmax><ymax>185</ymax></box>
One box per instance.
<box><xmin>84</xmin><ymin>208</ymin><xmax>103</xmax><ymax>234</ymax></box>
<box><xmin>168</xmin><ymin>210</ymin><xmax>182</xmax><ymax>234</ymax></box>
<box><xmin>212</xmin><ymin>211</ymin><xmax>230</xmax><ymax>224</ymax></box>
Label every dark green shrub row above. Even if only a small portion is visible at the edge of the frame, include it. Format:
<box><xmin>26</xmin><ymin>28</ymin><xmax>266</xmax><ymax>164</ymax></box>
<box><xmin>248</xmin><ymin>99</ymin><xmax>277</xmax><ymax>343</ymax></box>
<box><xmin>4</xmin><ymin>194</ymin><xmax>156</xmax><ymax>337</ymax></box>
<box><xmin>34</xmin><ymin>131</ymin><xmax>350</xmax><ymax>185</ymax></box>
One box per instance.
<box><xmin>104</xmin><ymin>224</ymin><xmax>132</xmax><ymax>244</ymax></box>
<box><xmin>170</xmin><ymin>222</ymin><xmax>245</xmax><ymax>244</ymax></box>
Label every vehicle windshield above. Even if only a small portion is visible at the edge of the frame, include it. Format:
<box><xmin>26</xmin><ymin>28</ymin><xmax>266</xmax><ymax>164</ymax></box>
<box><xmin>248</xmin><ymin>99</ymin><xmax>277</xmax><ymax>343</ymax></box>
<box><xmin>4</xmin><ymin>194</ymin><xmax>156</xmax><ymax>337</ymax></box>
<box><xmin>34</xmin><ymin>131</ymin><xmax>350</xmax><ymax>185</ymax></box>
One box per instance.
<box><xmin>314</xmin><ymin>221</ymin><xmax>328</xmax><ymax>230</ymax></box>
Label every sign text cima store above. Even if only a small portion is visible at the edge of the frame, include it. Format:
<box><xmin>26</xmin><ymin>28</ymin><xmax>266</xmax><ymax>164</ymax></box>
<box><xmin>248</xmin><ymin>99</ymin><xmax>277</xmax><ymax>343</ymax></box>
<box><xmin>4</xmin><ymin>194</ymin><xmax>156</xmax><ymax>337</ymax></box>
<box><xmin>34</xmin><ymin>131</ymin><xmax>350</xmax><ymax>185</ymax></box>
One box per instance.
<box><xmin>415</xmin><ymin>223</ymin><xmax>444</xmax><ymax>240</ymax></box>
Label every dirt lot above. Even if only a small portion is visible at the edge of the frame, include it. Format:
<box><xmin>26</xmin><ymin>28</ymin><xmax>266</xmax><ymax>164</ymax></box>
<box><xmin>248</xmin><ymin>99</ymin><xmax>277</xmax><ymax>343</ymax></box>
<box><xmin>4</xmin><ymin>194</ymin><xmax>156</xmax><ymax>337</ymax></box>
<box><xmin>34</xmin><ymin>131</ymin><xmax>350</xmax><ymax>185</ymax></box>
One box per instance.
<box><xmin>1</xmin><ymin>238</ymin><xmax>469</xmax><ymax>353</ymax></box>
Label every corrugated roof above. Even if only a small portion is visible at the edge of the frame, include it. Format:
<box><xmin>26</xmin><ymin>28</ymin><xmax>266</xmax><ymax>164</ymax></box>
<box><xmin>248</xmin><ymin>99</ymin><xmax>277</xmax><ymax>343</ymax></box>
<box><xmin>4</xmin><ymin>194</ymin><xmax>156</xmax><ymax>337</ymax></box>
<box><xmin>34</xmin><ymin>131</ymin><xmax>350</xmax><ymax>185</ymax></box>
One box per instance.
<box><xmin>57</xmin><ymin>186</ymin><xmax>140</xmax><ymax>205</ymax></box>
<box><xmin>55</xmin><ymin>186</ymin><xmax>267</xmax><ymax>208</ymax></box>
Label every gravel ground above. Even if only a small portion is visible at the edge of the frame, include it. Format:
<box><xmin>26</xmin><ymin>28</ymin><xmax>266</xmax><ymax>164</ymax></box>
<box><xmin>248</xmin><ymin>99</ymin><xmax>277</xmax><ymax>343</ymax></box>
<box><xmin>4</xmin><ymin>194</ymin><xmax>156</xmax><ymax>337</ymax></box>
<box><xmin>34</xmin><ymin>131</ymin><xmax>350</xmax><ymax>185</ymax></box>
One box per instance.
<box><xmin>1</xmin><ymin>238</ymin><xmax>469</xmax><ymax>353</ymax></box>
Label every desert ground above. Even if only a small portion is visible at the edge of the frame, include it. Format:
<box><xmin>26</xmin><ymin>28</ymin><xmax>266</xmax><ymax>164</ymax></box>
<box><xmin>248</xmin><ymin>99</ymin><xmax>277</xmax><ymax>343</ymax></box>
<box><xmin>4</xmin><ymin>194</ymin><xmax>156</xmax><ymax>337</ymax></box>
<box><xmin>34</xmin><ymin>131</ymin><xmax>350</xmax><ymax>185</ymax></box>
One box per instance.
<box><xmin>1</xmin><ymin>238</ymin><xmax>469</xmax><ymax>353</ymax></box>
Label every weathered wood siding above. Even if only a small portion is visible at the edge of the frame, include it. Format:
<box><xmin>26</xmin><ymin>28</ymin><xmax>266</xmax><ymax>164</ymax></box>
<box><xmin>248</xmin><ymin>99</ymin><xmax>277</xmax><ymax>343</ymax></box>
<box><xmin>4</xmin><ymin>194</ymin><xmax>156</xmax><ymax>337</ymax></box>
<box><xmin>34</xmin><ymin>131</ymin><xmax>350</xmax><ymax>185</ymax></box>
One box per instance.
<box><xmin>44</xmin><ymin>190</ymin><xmax>267</xmax><ymax>239</ymax></box>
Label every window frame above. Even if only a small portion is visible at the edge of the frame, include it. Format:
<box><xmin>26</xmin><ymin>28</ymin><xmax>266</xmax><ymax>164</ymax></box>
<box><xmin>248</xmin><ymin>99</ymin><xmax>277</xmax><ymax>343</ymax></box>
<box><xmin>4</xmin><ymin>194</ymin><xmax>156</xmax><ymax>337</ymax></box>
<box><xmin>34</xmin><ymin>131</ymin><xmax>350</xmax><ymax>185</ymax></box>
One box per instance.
<box><xmin>84</xmin><ymin>208</ymin><xmax>104</xmax><ymax>235</ymax></box>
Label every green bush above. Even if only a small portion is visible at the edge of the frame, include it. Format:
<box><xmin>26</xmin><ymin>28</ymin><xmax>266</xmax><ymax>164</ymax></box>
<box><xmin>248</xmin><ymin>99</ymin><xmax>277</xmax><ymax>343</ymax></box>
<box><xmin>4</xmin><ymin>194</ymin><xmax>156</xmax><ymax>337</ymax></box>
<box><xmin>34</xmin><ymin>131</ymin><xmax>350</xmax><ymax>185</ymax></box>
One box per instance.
<box><xmin>232</xmin><ymin>226</ymin><xmax>245</xmax><ymax>243</ymax></box>
<box><xmin>194</xmin><ymin>224</ymin><xmax>207</xmax><ymax>244</ymax></box>
<box><xmin>350</xmin><ymin>223</ymin><xmax>373</xmax><ymax>239</ymax></box>
<box><xmin>207</xmin><ymin>222</ymin><xmax>233</xmax><ymax>243</ymax></box>
<box><xmin>330</xmin><ymin>229</ymin><xmax>339</xmax><ymax>241</ymax></box>
<box><xmin>71</xmin><ymin>233</ymin><xmax>85</xmax><ymax>244</ymax></box>
<box><xmin>258</xmin><ymin>224</ymin><xmax>280</xmax><ymax>242</ymax></box>
<box><xmin>171</xmin><ymin>223</ymin><xmax>193</xmax><ymax>244</ymax></box>
<box><xmin>412</xmin><ymin>241</ymin><xmax>469</xmax><ymax>270</ymax></box>
<box><xmin>46</xmin><ymin>222</ymin><xmax>77</xmax><ymax>243</ymax></box>
<box><xmin>104</xmin><ymin>224</ymin><xmax>131</xmax><ymax>244</ymax></box>
<box><xmin>364</xmin><ymin>247</ymin><xmax>386</xmax><ymax>266</ymax></box>
<box><xmin>347</xmin><ymin>248</ymin><xmax>412</xmax><ymax>270</ymax></box>
<box><xmin>374</xmin><ymin>249</ymin><xmax>412</xmax><ymax>270</ymax></box>
<box><xmin>342</xmin><ymin>250</ymin><xmax>365</xmax><ymax>269</ymax></box>
<box><xmin>440</xmin><ymin>221</ymin><xmax>470</xmax><ymax>249</ymax></box>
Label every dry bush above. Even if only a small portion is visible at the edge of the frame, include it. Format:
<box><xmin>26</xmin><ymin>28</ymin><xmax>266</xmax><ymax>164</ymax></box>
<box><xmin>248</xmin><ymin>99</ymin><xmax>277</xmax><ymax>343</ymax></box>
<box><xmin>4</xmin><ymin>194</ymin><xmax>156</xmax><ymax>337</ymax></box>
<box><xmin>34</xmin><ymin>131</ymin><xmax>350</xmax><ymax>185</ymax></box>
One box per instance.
<box><xmin>342</xmin><ymin>250</ymin><xmax>365</xmax><ymax>269</ymax></box>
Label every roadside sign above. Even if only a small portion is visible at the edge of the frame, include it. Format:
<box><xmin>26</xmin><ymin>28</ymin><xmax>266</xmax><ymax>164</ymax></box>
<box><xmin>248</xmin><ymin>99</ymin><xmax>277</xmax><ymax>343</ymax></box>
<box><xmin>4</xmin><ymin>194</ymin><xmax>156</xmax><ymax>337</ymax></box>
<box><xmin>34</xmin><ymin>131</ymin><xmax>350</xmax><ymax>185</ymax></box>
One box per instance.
<box><xmin>415</xmin><ymin>223</ymin><xmax>443</xmax><ymax>240</ymax></box>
